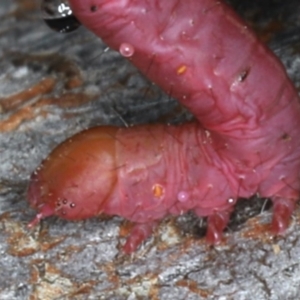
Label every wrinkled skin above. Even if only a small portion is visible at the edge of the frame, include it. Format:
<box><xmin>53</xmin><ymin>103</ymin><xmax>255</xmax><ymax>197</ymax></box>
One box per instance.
<box><xmin>28</xmin><ymin>123</ymin><xmax>235</xmax><ymax>252</ymax></box>
<box><xmin>28</xmin><ymin>0</ymin><xmax>300</xmax><ymax>253</ymax></box>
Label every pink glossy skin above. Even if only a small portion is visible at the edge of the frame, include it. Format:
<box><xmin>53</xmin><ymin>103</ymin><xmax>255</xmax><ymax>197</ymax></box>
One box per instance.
<box><xmin>28</xmin><ymin>0</ymin><xmax>300</xmax><ymax>252</ymax></box>
<box><xmin>28</xmin><ymin>123</ymin><xmax>236</xmax><ymax>252</ymax></box>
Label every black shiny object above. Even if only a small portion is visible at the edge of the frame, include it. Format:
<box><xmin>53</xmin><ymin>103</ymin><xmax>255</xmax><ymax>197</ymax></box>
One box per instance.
<box><xmin>41</xmin><ymin>0</ymin><xmax>81</xmax><ymax>33</ymax></box>
<box><xmin>44</xmin><ymin>15</ymin><xmax>81</xmax><ymax>33</ymax></box>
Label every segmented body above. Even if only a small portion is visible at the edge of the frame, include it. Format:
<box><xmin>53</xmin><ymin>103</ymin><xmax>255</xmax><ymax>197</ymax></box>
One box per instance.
<box><xmin>27</xmin><ymin>0</ymin><xmax>300</xmax><ymax>252</ymax></box>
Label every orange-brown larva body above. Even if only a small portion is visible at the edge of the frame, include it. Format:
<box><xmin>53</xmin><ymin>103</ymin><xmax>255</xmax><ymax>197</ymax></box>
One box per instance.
<box><xmin>28</xmin><ymin>126</ymin><xmax>118</xmax><ymax>222</ymax></box>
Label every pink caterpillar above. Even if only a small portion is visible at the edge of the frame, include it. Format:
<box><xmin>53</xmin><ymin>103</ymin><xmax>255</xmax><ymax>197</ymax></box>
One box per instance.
<box><xmin>28</xmin><ymin>0</ymin><xmax>300</xmax><ymax>253</ymax></box>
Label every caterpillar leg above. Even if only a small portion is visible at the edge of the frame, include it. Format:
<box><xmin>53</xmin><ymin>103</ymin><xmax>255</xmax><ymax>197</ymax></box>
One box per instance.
<box><xmin>271</xmin><ymin>198</ymin><xmax>296</xmax><ymax>234</ymax></box>
<box><xmin>122</xmin><ymin>222</ymin><xmax>158</xmax><ymax>254</ymax></box>
<box><xmin>206</xmin><ymin>210</ymin><xmax>231</xmax><ymax>244</ymax></box>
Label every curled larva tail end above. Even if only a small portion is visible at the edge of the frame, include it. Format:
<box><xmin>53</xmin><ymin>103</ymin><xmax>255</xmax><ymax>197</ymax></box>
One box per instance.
<box><xmin>206</xmin><ymin>211</ymin><xmax>231</xmax><ymax>245</ymax></box>
<box><xmin>271</xmin><ymin>198</ymin><xmax>296</xmax><ymax>235</ymax></box>
<box><xmin>27</xmin><ymin>203</ymin><xmax>55</xmax><ymax>229</ymax></box>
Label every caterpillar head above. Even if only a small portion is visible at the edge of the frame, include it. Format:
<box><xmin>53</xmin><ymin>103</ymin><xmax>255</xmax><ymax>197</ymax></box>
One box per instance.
<box><xmin>27</xmin><ymin>127</ymin><xmax>118</xmax><ymax>227</ymax></box>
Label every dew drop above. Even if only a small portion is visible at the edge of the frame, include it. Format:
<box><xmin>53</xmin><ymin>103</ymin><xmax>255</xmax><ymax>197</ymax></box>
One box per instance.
<box><xmin>227</xmin><ymin>198</ymin><xmax>234</xmax><ymax>204</ymax></box>
<box><xmin>70</xmin><ymin>203</ymin><xmax>76</xmax><ymax>208</ymax></box>
<box><xmin>119</xmin><ymin>43</ymin><xmax>135</xmax><ymax>57</ymax></box>
<box><xmin>177</xmin><ymin>191</ymin><xmax>190</xmax><ymax>202</ymax></box>
<box><xmin>62</xmin><ymin>199</ymin><xmax>67</xmax><ymax>204</ymax></box>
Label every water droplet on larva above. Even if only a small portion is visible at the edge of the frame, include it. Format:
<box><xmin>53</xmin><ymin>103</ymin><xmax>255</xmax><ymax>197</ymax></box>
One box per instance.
<box><xmin>62</xmin><ymin>199</ymin><xmax>67</xmax><ymax>204</ymax></box>
<box><xmin>177</xmin><ymin>191</ymin><xmax>190</xmax><ymax>202</ymax></box>
<box><xmin>119</xmin><ymin>43</ymin><xmax>135</xmax><ymax>57</ymax></box>
<box><xmin>227</xmin><ymin>198</ymin><xmax>234</xmax><ymax>204</ymax></box>
<box><xmin>70</xmin><ymin>203</ymin><xmax>76</xmax><ymax>208</ymax></box>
